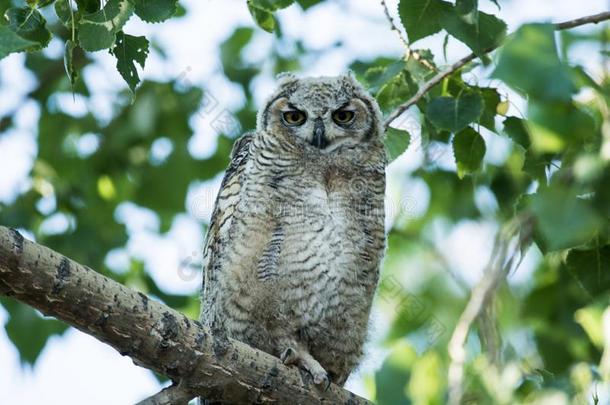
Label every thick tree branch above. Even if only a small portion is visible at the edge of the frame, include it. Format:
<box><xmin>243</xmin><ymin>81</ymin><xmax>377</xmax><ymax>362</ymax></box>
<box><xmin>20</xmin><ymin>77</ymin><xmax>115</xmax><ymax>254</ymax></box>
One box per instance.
<box><xmin>384</xmin><ymin>10</ymin><xmax>610</xmax><ymax>130</ymax></box>
<box><xmin>0</xmin><ymin>226</ymin><xmax>371</xmax><ymax>405</ymax></box>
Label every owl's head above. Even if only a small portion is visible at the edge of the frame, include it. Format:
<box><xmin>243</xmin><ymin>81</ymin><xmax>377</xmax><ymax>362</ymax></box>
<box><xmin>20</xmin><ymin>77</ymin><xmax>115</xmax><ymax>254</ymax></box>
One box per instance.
<box><xmin>257</xmin><ymin>73</ymin><xmax>383</xmax><ymax>152</ymax></box>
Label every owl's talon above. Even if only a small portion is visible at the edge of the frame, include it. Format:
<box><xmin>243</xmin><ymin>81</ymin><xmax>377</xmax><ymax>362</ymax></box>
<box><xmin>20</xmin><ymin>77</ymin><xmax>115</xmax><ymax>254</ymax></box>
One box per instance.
<box><xmin>280</xmin><ymin>347</ymin><xmax>298</xmax><ymax>365</ymax></box>
<box><xmin>279</xmin><ymin>344</ymin><xmax>330</xmax><ymax>388</ymax></box>
<box><xmin>323</xmin><ymin>375</ymin><xmax>331</xmax><ymax>391</ymax></box>
<box><xmin>302</xmin><ymin>361</ymin><xmax>329</xmax><ymax>388</ymax></box>
<box><xmin>312</xmin><ymin>372</ymin><xmax>330</xmax><ymax>391</ymax></box>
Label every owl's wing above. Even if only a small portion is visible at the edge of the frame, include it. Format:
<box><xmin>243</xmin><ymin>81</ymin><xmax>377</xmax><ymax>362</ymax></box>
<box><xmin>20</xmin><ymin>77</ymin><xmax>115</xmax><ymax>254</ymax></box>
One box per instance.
<box><xmin>201</xmin><ymin>132</ymin><xmax>254</xmax><ymax>299</ymax></box>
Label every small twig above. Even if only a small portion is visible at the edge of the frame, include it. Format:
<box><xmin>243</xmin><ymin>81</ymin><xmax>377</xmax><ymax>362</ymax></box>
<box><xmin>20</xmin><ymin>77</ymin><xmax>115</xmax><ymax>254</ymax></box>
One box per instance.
<box><xmin>555</xmin><ymin>11</ymin><xmax>610</xmax><ymax>31</ymax></box>
<box><xmin>380</xmin><ymin>0</ymin><xmax>409</xmax><ymax>50</ymax></box>
<box><xmin>446</xmin><ymin>216</ymin><xmax>533</xmax><ymax>405</ymax></box>
<box><xmin>136</xmin><ymin>383</ymin><xmax>194</xmax><ymax>405</ymax></box>
<box><xmin>384</xmin><ymin>10</ymin><xmax>610</xmax><ymax>130</ymax></box>
<box><xmin>384</xmin><ymin>51</ymin><xmax>480</xmax><ymax>129</ymax></box>
<box><xmin>380</xmin><ymin>0</ymin><xmax>436</xmax><ymax>71</ymax></box>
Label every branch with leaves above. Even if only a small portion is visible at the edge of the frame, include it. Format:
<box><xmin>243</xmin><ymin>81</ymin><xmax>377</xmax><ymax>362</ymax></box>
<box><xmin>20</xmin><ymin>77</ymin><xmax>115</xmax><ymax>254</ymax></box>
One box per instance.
<box><xmin>0</xmin><ymin>226</ymin><xmax>371</xmax><ymax>405</ymax></box>
<box><xmin>0</xmin><ymin>0</ymin><xmax>178</xmax><ymax>93</ymax></box>
<box><xmin>383</xmin><ymin>10</ymin><xmax>610</xmax><ymax>130</ymax></box>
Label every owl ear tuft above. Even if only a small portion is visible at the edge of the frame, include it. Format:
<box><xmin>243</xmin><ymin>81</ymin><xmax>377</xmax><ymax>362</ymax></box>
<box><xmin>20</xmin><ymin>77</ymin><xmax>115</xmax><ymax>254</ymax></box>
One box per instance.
<box><xmin>342</xmin><ymin>70</ymin><xmax>360</xmax><ymax>87</ymax></box>
<box><xmin>276</xmin><ymin>72</ymin><xmax>299</xmax><ymax>87</ymax></box>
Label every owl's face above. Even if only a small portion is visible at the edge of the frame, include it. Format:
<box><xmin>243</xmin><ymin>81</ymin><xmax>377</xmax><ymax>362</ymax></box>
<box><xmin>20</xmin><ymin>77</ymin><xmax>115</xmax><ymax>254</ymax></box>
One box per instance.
<box><xmin>258</xmin><ymin>74</ymin><xmax>383</xmax><ymax>152</ymax></box>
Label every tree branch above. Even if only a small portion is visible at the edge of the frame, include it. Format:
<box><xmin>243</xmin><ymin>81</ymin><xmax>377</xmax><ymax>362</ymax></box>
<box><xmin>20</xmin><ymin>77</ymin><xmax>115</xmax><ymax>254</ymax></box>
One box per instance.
<box><xmin>0</xmin><ymin>225</ymin><xmax>372</xmax><ymax>405</ymax></box>
<box><xmin>380</xmin><ymin>0</ymin><xmax>410</xmax><ymax>50</ymax></box>
<box><xmin>447</xmin><ymin>216</ymin><xmax>533</xmax><ymax>405</ymax></box>
<box><xmin>384</xmin><ymin>10</ymin><xmax>610</xmax><ymax>130</ymax></box>
<box><xmin>136</xmin><ymin>383</ymin><xmax>192</xmax><ymax>405</ymax></box>
<box><xmin>555</xmin><ymin>11</ymin><xmax>610</xmax><ymax>31</ymax></box>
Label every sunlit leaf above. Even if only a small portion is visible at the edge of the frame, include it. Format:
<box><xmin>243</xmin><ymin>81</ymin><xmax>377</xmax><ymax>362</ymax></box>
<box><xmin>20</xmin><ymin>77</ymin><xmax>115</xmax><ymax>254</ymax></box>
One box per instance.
<box><xmin>493</xmin><ymin>23</ymin><xmax>576</xmax><ymax>101</ymax></box>
<box><xmin>78</xmin><ymin>0</ymin><xmax>134</xmax><ymax>51</ymax></box>
<box><xmin>247</xmin><ymin>0</ymin><xmax>293</xmax><ymax>32</ymax></box>
<box><xmin>385</xmin><ymin>127</ymin><xmax>411</xmax><ymax>163</ymax></box>
<box><xmin>527</xmin><ymin>101</ymin><xmax>596</xmax><ymax>153</ymax></box>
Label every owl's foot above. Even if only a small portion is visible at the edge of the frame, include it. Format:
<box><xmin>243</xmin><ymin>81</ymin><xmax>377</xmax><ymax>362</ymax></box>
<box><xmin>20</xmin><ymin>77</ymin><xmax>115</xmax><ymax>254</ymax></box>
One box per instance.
<box><xmin>280</xmin><ymin>347</ymin><xmax>330</xmax><ymax>390</ymax></box>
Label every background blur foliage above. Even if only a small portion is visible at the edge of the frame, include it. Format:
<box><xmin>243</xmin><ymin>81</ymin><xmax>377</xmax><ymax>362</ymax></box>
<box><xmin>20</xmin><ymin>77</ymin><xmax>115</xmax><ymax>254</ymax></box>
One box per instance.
<box><xmin>1</xmin><ymin>0</ymin><xmax>610</xmax><ymax>403</ymax></box>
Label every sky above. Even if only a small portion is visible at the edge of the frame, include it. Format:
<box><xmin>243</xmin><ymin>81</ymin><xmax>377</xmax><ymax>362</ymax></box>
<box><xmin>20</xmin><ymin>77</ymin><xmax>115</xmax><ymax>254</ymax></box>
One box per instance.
<box><xmin>0</xmin><ymin>0</ymin><xmax>609</xmax><ymax>403</ymax></box>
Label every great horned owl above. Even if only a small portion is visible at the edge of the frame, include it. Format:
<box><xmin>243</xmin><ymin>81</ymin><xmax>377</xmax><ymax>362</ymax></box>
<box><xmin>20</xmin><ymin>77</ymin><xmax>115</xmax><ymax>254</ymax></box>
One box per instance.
<box><xmin>200</xmin><ymin>73</ymin><xmax>386</xmax><ymax>389</ymax></box>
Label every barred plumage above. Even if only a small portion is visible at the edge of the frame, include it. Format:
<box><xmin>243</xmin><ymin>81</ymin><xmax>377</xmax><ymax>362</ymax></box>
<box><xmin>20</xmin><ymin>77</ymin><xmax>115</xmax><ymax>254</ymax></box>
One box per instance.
<box><xmin>200</xmin><ymin>73</ymin><xmax>386</xmax><ymax>388</ymax></box>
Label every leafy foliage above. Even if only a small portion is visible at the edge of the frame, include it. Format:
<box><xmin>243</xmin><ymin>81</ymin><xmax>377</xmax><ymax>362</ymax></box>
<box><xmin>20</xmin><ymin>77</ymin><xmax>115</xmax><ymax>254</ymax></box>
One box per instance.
<box><xmin>0</xmin><ymin>0</ymin><xmax>179</xmax><ymax>92</ymax></box>
<box><xmin>1</xmin><ymin>0</ymin><xmax>610</xmax><ymax>403</ymax></box>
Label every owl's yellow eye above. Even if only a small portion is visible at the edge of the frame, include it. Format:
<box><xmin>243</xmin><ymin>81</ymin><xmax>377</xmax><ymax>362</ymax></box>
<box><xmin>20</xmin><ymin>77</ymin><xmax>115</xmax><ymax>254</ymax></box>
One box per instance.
<box><xmin>282</xmin><ymin>110</ymin><xmax>306</xmax><ymax>126</ymax></box>
<box><xmin>332</xmin><ymin>109</ymin><xmax>355</xmax><ymax>125</ymax></box>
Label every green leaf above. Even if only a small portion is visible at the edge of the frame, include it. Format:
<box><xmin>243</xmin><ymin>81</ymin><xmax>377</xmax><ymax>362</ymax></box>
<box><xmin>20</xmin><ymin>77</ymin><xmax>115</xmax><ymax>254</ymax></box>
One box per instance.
<box><xmin>5</xmin><ymin>6</ymin><xmax>52</xmax><ymax>50</ymax></box>
<box><xmin>440</xmin><ymin>7</ymin><xmax>507</xmax><ymax>57</ymax></box>
<box><xmin>522</xmin><ymin>150</ymin><xmax>548</xmax><ymax>184</ymax></box>
<box><xmin>64</xmin><ymin>39</ymin><xmax>78</xmax><ymax>88</ymax></box>
<box><xmin>425</xmin><ymin>92</ymin><xmax>483</xmax><ymax>132</ymax></box>
<box><xmin>54</xmin><ymin>0</ymin><xmax>75</xmax><ymax>27</ymax></box>
<box><xmin>530</xmin><ymin>187</ymin><xmax>602</xmax><ymax>251</ymax></box>
<box><xmin>478</xmin><ymin>87</ymin><xmax>500</xmax><ymax>131</ymax></box>
<box><xmin>78</xmin><ymin>0</ymin><xmax>134</xmax><ymax>51</ymax></box>
<box><xmin>455</xmin><ymin>0</ymin><xmax>477</xmax><ymax>24</ymax></box>
<box><xmin>110</xmin><ymin>31</ymin><xmax>149</xmax><ymax>93</ymax></box>
<box><xmin>574</xmin><ymin>304</ymin><xmax>605</xmax><ymax>347</ymax></box>
<box><xmin>247</xmin><ymin>0</ymin><xmax>293</xmax><ymax>32</ymax></box>
<box><xmin>385</xmin><ymin>127</ymin><xmax>411</xmax><ymax>163</ymax></box>
<box><xmin>526</xmin><ymin>101</ymin><xmax>596</xmax><ymax>153</ymax></box>
<box><xmin>0</xmin><ymin>25</ymin><xmax>37</xmax><ymax>59</ymax></box>
<box><xmin>249</xmin><ymin>0</ymin><xmax>294</xmax><ymax>10</ymax></box>
<box><xmin>2</xmin><ymin>299</ymin><xmax>68</xmax><ymax>365</ymax></box>
<box><xmin>503</xmin><ymin>116</ymin><xmax>530</xmax><ymax>149</ymax></box>
<box><xmin>567</xmin><ymin>246</ymin><xmax>610</xmax><ymax>299</ymax></box>
<box><xmin>247</xmin><ymin>2</ymin><xmax>276</xmax><ymax>32</ymax></box>
<box><xmin>26</xmin><ymin>0</ymin><xmax>55</xmax><ymax>7</ymax></box>
<box><xmin>493</xmin><ymin>23</ymin><xmax>576</xmax><ymax>101</ymax></box>
<box><xmin>398</xmin><ymin>0</ymin><xmax>452</xmax><ymax>43</ymax></box>
<box><xmin>452</xmin><ymin>127</ymin><xmax>485</xmax><ymax>177</ymax></box>
<box><xmin>375</xmin><ymin>342</ymin><xmax>416</xmax><ymax>405</ymax></box>
<box><xmin>75</xmin><ymin>0</ymin><xmax>100</xmax><ymax>13</ymax></box>
<box><xmin>364</xmin><ymin>59</ymin><xmax>406</xmax><ymax>93</ymax></box>
<box><xmin>376</xmin><ymin>70</ymin><xmax>418</xmax><ymax>114</ymax></box>
<box><xmin>133</xmin><ymin>0</ymin><xmax>177</xmax><ymax>23</ymax></box>
<box><xmin>295</xmin><ymin>0</ymin><xmax>321</xmax><ymax>10</ymax></box>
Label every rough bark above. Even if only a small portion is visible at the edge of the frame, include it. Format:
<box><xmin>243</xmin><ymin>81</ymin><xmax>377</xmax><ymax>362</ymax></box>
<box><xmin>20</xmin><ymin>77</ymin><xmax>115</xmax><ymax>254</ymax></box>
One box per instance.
<box><xmin>0</xmin><ymin>226</ymin><xmax>370</xmax><ymax>404</ymax></box>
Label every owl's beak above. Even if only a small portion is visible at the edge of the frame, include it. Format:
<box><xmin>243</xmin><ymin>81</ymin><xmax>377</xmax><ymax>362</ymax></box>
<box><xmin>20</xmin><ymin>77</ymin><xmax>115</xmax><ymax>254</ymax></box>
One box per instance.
<box><xmin>312</xmin><ymin>118</ymin><xmax>328</xmax><ymax>149</ymax></box>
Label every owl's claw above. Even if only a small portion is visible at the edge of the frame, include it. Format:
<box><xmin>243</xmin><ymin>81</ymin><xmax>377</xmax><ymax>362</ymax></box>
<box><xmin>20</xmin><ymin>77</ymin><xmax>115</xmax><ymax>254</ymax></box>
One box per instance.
<box><xmin>280</xmin><ymin>347</ymin><xmax>298</xmax><ymax>365</ymax></box>
<box><xmin>320</xmin><ymin>374</ymin><xmax>331</xmax><ymax>391</ymax></box>
<box><xmin>279</xmin><ymin>346</ymin><xmax>330</xmax><ymax>389</ymax></box>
